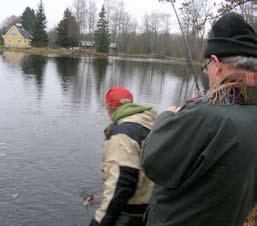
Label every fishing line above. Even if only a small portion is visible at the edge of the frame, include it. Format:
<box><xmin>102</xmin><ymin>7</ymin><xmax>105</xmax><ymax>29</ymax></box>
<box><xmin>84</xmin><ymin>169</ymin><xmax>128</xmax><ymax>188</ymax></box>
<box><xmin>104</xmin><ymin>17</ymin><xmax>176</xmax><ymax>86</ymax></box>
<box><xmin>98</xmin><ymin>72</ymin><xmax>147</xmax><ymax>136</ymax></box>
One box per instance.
<box><xmin>160</xmin><ymin>0</ymin><xmax>200</xmax><ymax>91</ymax></box>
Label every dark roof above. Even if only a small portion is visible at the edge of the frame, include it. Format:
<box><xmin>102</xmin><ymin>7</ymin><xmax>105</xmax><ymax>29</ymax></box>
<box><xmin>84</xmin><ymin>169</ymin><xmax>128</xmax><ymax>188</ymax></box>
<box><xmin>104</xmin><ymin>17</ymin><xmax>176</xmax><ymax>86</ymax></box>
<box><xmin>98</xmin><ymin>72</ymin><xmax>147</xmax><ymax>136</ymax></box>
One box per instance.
<box><xmin>17</xmin><ymin>27</ymin><xmax>30</xmax><ymax>39</ymax></box>
<box><xmin>2</xmin><ymin>25</ymin><xmax>30</xmax><ymax>38</ymax></box>
<box><xmin>2</xmin><ymin>25</ymin><xmax>11</xmax><ymax>35</ymax></box>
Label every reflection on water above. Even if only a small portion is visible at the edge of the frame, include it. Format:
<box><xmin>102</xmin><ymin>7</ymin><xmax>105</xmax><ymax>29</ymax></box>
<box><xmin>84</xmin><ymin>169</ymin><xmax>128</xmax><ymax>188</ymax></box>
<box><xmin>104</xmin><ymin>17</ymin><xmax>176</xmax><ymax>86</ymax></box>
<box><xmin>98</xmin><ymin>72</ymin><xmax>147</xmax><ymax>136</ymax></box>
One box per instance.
<box><xmin>2</xmin><ymin>51</ymin><xmax>209</xmax><ymax>109</ymax></box>
<box><xmin>21</xmin><ymin>55</ymin><xmax>47</xmax><ymax>92</ymax></box>
<box><xmin>3</xmin><ymin>51</ymin><xmax>27</xmax><ymax>65</ymax></box>
<box><xmin>0</xmin><ymin>52</ymin><xmax>208</xmax><ymax>226</ymax></box>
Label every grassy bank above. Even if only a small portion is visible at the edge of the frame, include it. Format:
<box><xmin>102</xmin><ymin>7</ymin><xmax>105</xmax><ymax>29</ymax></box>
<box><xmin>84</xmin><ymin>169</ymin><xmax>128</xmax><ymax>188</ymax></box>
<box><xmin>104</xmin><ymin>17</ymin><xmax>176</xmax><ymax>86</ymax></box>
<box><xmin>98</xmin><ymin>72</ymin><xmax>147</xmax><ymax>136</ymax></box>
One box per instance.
<box><xmin>1</xmin><ymin>47</ymin><xmax>195</xmax><ymax>64</ymax></box>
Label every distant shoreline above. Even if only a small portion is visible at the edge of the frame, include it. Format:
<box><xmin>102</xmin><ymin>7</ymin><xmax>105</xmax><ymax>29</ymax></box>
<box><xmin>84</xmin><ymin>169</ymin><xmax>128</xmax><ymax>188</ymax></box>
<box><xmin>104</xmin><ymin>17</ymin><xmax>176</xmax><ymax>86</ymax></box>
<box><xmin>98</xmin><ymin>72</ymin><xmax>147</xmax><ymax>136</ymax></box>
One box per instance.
<box><xmin>0</xmin><ymin>47</ymin><xmax>204</xmax><ymax>67</ymax></box>
<box><xmin>0</xmin><ymin>47</ymin><xmax>195</xmax><ymax>64</ymax></box>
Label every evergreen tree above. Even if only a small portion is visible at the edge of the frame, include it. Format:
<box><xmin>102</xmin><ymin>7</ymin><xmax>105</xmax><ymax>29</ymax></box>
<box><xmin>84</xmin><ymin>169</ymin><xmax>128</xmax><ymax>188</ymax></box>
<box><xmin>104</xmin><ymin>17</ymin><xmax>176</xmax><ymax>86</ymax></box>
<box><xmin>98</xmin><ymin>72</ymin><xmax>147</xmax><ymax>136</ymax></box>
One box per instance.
<box><xmin>56</xmin><ymin>9</ymin><xmax>80</xmax><ymax>48</ymax></box>
<box><xmin>95</xmin><ymin>5</ymin><xmax>109</xmax><ymax>53</ymax></box>
<box><xmin>21</xmin><ymin>7</ymin><xmax>35</xmax><ymax>32</ymax></box>
<box><xmin>30</xmin><ymin>0</ymin><xmax>48</xmax><ymax>47</ymax></box>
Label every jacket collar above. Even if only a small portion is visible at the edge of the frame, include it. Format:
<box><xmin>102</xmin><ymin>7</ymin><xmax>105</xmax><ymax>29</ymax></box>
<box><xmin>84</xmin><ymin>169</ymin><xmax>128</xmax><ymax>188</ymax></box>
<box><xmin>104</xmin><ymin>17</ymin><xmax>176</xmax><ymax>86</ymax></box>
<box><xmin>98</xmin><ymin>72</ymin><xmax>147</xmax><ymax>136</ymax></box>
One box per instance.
<box><xmin>204</xmin><ymin>72</ymin><xmax>257</xmax><ymax>105</ymax></box>
<box><xmin>113</xmin><ymin>103</ymin><xmax>152</xmax><ymax>123</ymax></box>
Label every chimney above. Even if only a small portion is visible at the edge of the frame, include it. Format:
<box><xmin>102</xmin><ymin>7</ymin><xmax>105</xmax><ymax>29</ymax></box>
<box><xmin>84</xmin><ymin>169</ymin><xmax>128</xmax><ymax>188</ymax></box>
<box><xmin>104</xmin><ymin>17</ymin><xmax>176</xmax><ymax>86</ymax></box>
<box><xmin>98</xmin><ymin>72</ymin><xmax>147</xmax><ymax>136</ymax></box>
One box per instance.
<box><xmin>16</xmin><ymin>23</ymin><xmax>22</xmax><ymax>28</ymax></box>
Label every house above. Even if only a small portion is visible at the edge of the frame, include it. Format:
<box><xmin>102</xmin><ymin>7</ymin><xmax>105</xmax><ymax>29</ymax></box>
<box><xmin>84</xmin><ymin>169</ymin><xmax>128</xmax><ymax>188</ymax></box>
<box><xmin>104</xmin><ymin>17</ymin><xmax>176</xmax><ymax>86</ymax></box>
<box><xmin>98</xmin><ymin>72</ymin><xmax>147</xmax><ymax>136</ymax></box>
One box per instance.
<box><xmin>79</xmin><ymin>40</ymin><xmax>117</xmax><ymax>52</ymax></box>
<box><xmin>2</xmin><ymin>24</ymin><xmax>30</xmax><ymax>48</ymax></box>
<box><xmin>109</xmin><ymin>42</ymin><xmax>117</xmax><ymax>53</ymax></box>
<box><xmin>109</xmin><ymin>42</ymin><xmax>117</xmax><ymax>49</ymax></box>
<box><xmin>79</xmin><ymin>40</ymin><xmax>95</xmax><ymax>48</ymax></box>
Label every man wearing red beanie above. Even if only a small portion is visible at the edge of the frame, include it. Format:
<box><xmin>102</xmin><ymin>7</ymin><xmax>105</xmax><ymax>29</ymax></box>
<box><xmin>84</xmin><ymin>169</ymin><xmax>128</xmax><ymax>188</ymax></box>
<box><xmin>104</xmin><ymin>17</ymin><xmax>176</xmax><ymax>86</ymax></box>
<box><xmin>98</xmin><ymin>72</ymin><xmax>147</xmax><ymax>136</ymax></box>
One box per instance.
<box><xmin>141</xmin><ymin>12</ymin><xmax>257</xmax><ymax>226</ymax></box>
<box><xmin>89</xmin><ymin>86</ymin><xmax>157</xmax><ymax>226</ymax></box>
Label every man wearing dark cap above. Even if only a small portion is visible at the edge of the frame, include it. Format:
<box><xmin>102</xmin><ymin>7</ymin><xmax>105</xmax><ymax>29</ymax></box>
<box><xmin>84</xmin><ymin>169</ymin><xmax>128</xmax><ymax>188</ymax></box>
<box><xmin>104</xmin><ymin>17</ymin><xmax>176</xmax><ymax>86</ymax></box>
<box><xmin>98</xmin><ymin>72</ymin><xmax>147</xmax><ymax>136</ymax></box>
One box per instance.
<box><xmin>141</xmin><ymin>12</ymin><xmax>257</xmax><ymax>226</ymax></box>
<box><xmin>89</xmin><ymin>86</ymin><xmax>157</xmax><ymax>226</ymax></box>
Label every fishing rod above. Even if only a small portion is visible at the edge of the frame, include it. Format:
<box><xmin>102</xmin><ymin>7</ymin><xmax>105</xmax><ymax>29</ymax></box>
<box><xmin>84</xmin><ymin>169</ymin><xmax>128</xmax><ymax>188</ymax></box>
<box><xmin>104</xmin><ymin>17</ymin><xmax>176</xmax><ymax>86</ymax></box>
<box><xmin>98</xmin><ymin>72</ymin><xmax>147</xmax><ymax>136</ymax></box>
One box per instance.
<box><xmin>160</xmin><ymin>0</ymin><xmax>200</xmax><ymax>91</ymax></box>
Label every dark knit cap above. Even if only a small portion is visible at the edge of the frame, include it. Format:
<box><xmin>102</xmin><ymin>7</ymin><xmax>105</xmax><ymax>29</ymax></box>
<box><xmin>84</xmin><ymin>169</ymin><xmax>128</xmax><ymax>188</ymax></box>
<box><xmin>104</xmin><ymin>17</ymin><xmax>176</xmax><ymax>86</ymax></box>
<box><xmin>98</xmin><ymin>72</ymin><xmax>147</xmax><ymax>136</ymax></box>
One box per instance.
<box><xmin>204</xmin><ymin>12</ymin><xmax>257</xmax><ymax>58</ymax></box>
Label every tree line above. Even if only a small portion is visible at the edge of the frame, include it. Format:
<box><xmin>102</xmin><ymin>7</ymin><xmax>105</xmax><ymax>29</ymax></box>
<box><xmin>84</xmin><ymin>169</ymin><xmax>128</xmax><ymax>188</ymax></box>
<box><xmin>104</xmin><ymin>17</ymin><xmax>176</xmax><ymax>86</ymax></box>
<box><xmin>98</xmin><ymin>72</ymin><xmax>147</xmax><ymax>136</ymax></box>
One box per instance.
<box><xmin>0</xmin><ymin>0</ymin><xmax>256</xmax><ymax>61</ymax></box>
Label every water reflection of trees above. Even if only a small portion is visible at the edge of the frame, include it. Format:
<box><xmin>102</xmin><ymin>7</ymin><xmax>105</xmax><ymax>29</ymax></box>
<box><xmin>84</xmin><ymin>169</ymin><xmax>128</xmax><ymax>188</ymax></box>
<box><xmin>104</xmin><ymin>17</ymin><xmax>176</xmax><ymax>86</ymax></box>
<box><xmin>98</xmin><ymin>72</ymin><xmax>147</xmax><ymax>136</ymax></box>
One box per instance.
<box><xmin>50</xmin><ymin>56</ymin><xmax>210</xmax><ymax>110</ymax></box>
<box><xmin>100</xmin><ymin>59</ymin><xmax>201</xmax><ymax>107</ymax></box>
<box><xmin>90</xmin><ymin>58</ymin><xmax>208</xmax><ymax>109</ymax></box>
<box><xmin>1</xmin><ymin>53</ymin><xmax>209</xmax><ymax>110</ymax></box>
<box><xmin>73</xmin><ymin>57</ymin><xmax>109</xmax><ymax>106</ymax></box>
<box><xmin>2</xmin><ymin>52</ymin><xmax>48</xmax><ymax>97</ymax></box>
<box><xmin>92</xmin><ymin>58</ymin><xmax>108</xmax><ymax>100</ymax></box>
<box><xmin>53</xmin><ymin>56</ymin><xmax>210</xmax><ymax>109</ymax></box>
<box><xmin>20</xmin><ymin>55</ymin><xmax>47</xmax><ymax>94</ymax></box>
<box><xmin>55</xmin><ymin>57</ymin><xmax>80</xmax><ymax>92</ymax></box>
<box><xmin>54</xmin><ymin>57</ymin><xmax>108</xmax><ymax>107</ymax></box>
<box><xmin>135</xmin><ymin>62</ymin><xmax>165</xmax><ymax>98</ymax></box>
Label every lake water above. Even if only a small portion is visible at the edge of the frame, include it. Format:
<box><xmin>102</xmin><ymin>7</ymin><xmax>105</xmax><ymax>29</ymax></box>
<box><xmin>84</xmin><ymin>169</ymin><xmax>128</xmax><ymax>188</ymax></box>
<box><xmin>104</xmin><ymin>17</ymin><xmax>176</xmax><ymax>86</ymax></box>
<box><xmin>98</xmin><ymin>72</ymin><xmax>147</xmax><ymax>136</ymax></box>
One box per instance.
<box><xmin>0</xmin><ymin>51</ymin><xmax>208</xmax><ymax>226</ymax></box>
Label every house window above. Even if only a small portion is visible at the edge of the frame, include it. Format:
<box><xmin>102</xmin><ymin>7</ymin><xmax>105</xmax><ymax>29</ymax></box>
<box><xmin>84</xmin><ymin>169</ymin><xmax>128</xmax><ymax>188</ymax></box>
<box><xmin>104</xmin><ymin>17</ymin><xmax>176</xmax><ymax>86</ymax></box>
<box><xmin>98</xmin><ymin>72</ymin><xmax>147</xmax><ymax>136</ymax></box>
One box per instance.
<box><xmin>18</xmin><ymin>40</ymin><xmax>21</xmax><ymax>43</ymax></box>
<box><xmin>10</xmin><ymin>32</ymin><xmax>17</xmax><ymax>37</ymax></box>
<box><xmin>9</xmin><ymin>39</ymin><xmax>11</xmax><ymax>43</ymax></box>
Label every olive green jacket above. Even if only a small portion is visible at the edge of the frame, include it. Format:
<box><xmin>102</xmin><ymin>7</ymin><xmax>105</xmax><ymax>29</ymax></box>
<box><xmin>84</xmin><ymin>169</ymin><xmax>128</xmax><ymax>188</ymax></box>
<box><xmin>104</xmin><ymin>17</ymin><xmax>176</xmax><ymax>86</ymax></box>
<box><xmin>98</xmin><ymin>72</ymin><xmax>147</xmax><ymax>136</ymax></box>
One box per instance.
<box><xmin>141</xmin><ymin>88</ymin><xmax>257</xmax><ymax>226</ymax></box>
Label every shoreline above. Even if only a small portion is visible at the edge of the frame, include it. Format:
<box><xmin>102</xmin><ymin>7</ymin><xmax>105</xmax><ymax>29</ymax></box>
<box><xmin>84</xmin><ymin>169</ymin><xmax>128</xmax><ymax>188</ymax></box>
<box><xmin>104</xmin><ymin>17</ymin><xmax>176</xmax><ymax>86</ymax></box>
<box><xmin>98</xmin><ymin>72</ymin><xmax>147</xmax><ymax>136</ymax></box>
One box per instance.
<box><xmin>0</xmin><ymin>47</ymin><xmax>198</xmax><ymax>65</ymax></box>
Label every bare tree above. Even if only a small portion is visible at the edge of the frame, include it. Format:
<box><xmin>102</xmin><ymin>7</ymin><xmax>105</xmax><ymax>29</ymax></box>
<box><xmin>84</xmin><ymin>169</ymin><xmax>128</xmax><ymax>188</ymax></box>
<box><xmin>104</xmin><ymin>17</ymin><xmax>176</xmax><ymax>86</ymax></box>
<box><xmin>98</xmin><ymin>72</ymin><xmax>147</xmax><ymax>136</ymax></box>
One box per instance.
<box><xmin>142</xmin><ymin>12</ymin><xmax>169</xmax><ymax>55</ymax></box>
<box><xmin>104</xmin><ymin>0</ymin><xmax>115</xmax><ymax>23</ymax></box>
<box><xmin>87</xmin><ymin>0</ymin><xmax>97</xmax><ymax>40</ymax></box>
<box><xmin>159</xmin><ymin>14</ymin><xmax>171</xmax><ymax>57</ymax></box>
<box><xmin>219</xmin><ymin>0</ymin><xmax>257</xmax><ymax>30</ymax></box>
<box><xmin>117</xmin><ymin>13</ymin><xmax>138</xmax><ymax>52</ymax></box>
<box><xmin>142</xmin><ymin>14</ymin><xmax>152</xmax><ymax>54</ymax></box>
<box><xmin>219</xmin><ymin>0</ymin><xmax>257</xmax><ymax>13</ymax></box>
<box><xmin>73</xmin><ymin>0</ymin><xmax>87</xmax><ymax>34</ymax></box>
<box><xmin>151</xmin><ymin>13</ymin><xmax>163</xmax><ymax>54</ymax></box>
<box><xmin>1</xmin><ymin>15</ymin><xmax>21</xmax><ymax>29</ymax></box>
<box><xmin>109</xmin><ymin>1</ymin><xmax>126</xmax><ymax>42</ymax></box>
<box><xmin>103</xmin><ymin>0</ymin><xmax>138</xmax><ymax>52</ymax></box>
<box><xmin>178</xmin><ymin>0</ymin><xmax>214</xmax><ymax>60</ymax></box>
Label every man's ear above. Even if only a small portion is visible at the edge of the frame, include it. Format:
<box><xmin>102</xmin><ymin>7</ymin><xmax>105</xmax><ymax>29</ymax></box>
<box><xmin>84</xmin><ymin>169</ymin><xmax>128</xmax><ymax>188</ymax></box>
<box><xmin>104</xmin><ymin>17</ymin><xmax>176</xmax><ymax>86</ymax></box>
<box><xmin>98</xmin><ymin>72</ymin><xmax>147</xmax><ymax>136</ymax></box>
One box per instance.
<box><xmin>211</xmin><ymin>54</ymin><xmax>223</xmax><ymax>75</ymax></box>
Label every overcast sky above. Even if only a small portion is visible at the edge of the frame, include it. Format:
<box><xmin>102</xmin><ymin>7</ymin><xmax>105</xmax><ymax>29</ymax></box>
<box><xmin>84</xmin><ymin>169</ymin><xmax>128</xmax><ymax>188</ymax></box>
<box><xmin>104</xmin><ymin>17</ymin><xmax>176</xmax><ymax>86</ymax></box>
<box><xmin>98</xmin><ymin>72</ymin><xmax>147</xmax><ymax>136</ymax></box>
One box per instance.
<box><xmin>0</xmin><ymin>0</ymin><xmax>181</xmax><ymax>31</ymax></box>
